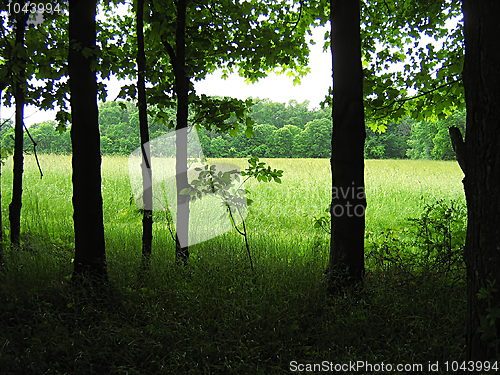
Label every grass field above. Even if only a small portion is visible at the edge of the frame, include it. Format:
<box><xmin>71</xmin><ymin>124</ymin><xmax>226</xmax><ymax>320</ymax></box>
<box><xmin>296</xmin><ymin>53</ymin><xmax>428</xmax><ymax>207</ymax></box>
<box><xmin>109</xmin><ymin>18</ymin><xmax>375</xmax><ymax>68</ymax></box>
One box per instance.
<box><xmin>2</xmin><ymin>155</ymin><xmax>466</xmax><ymax>257</ymax></box>
<box><xmin>0</xmin><ymin>155</ymin><xmax>467</xmax><ymax>374</ymax></box>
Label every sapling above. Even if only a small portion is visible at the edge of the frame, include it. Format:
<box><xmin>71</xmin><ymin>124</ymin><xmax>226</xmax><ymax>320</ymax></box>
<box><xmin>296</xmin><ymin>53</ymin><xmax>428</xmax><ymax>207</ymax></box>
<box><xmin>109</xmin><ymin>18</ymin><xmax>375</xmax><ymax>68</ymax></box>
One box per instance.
<box><xmin>309</xmin><ymin>205</ymin><xmax>331</xmax><ymax>234</ymax></box>
<box><xmin>181</xmin><ymin>156</ymin><xmax>283</xmax><ymax>271</ymax></box>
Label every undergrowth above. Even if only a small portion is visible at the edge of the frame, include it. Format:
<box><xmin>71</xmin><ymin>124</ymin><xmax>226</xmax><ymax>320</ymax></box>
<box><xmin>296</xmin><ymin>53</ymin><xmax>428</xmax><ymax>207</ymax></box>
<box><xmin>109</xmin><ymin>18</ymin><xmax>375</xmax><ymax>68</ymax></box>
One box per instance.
<box><xmin>0</xmin><ymin>202</ymin><xmax>467</xmax><ymax>374</ymax></box>
<box><xmin>0</xmin><ymin>158</ymin><xmax>467</xmax><ymax>373</ymax></box>
<box><xmin>365</xmin><ymin>199</ymin><xmax>466</xmax><ymax>283</ymax></box>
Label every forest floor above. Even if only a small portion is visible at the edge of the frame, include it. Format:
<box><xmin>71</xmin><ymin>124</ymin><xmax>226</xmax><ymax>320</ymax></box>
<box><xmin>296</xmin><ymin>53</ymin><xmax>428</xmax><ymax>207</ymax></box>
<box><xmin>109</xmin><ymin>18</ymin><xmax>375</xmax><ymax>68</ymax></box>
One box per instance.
<box><xmin>0</xmin><ymin>156</ymin><xmax>467</xmax><ymax>374</ymax></box>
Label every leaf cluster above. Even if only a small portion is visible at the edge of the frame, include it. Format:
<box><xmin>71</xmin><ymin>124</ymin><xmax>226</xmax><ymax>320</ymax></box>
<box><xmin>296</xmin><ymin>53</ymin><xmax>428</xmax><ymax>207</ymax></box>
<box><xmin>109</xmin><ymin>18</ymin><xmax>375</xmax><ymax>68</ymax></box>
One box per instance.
<box><xmin>181</xmin><ymin>164</ymin><xmax>245</xmax><ymax>206</ymax></box>
<box><xmin>316</xmin><ymin>0</ymin><xmax>465</xmax><ymax>125</ymax></box>
<box><xmin>1</xmin><ymin>5</ymin><xmax>69</xmax><ymax>126</ymax></box>
<box><xmin>189</xmin><ymin>94</ymin><xmax>255</xmax><ymax>138</ymax></box>
<box><xmin>360</xmin><ymin>0</ymin><xmax>465</xmax><ymax>124</ymax></box>
<box><xmin>181</xmin><ymin>156</ymin><xmax>283</xmax><ymax>210</ymax></box>
<box><xmin>242</xmin><ymin>156</ymin><xmax>283</xmax><ymax>183</ymax></box>
<box><xmin>112</xmin><ymin>0</ymin><xmax>314</xmax><ymax>138</ymax></box>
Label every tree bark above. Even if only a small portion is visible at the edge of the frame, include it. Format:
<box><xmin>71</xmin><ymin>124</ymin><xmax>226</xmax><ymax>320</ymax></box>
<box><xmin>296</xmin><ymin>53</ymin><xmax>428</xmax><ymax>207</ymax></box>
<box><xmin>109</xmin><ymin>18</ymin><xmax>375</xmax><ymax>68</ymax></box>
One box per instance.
<box><xmin>68</xmin><ymin>0</ymin><xmax>107</xmax><ymax>280</ymax></box>
<box><xmin>0</xmin><ymin>91</ymin><xmax>3</xmax><ymax>262</ymax></box>
<box><xmin>328</xmin><ymin>0</ymin><xmax>366</xmax><ymax>291</ymax></box>
<box><xmin>9</xmin><ymin>9</ymin><xmax>29</xmax><ymax>248</ymax></box>
<box><xmin>173</xmin><ymin>0</ymin><xmax>190</xmax><ymax>266</ymax></box>
<box><xmin>136</xmin><ymin>0</ymin><xmax>153</xmax><ymax>268</ymax></box>
<box><xmin>460</xmin><ymin>0</ymin><xmax>500</xmax><ymax>363</ymax></box>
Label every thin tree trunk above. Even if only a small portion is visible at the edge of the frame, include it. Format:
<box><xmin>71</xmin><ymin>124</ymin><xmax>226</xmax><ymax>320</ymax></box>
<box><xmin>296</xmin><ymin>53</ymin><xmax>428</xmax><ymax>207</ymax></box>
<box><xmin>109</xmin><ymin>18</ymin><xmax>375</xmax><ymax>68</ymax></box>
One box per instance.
<box><xmin>9</xmin><ymin>9</ymin><xmax>29</xmax><ymax>248</ymax></box>
<box><xmin>136</xmin><ymin>0</ymin><xmax>153</xmax><ymax>268</ymax></box>
<box><xmin>0</xmin><ymin>91</ymin><xmax>3</xmax><ymax>262</ymax></box>
<box><xmin>457</xmin><ymin>0</ymin><xmax>500</xmax><ymax>363</ymax></box>
<box><xmin>174</xmin><ymin>0</ymin><xmax>189</xmax><ymax>266</ymax></box>
<box><xmin>69</xmin><ymin>0</ymin><xmax>107</xmax><ymax>281</ymax></box>
<box><xmin>327</xmin><ymin>0</ymin><xmax>366</xmax><ymax>291</ymax></box>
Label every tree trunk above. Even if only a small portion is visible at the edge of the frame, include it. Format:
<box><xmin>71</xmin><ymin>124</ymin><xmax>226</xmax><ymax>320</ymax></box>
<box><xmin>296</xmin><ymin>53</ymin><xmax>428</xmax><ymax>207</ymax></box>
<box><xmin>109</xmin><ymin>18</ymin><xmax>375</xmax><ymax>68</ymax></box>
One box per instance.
<box><xmin>136</xmin><ymin>0</ymin><xmax>153</xmax><ymax>268</ymax></box>
<box><xmin>9</xmin><ymin>10</ymin><xmax>29</xmax><ymax>248</ymax></box>
<box><xmin>174</xmin><ymin>0</ymin><xmax>189</xmax><ymax>266</ymax></box>
<box><xmin>327</xmin><ymin>0</ymin><xmax>366</xmax><ymax>291</ymax></box>
<box><xmin>458</xmin><ymin>0</ymin><xmax>500</xmax><ymax>362</ymax></box>
<box><xmin>0</xmin><ymin>91</ymin><xmax>3</xmax><ymax>262</ymax></box>
<box><xmin>69</xmin><ymin>0</ymin><xmax>107</xmax><ymax>281</ymax></box>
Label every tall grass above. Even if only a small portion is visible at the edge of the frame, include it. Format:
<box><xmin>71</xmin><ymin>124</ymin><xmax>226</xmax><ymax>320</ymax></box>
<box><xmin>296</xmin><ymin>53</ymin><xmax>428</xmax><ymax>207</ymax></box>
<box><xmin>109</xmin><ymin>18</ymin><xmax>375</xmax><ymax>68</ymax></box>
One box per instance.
<box><xmin>0</xmin><ymin>155</ymin><xmax>467</xmax><ymax>374</ymax></box>
<box><xmin>2</xmin><ymin>156</ymin><xmax>465</xmax><ymax>258</ymax></box>
<box><xmin>1</xmin><ymin>155</ymin><xmax>465</xmax><ymax>288</ymax></box>
<box><xmin>365</xmin><ymin>159</ymin><xmax>465</xmax><ymax>232</ymax></box>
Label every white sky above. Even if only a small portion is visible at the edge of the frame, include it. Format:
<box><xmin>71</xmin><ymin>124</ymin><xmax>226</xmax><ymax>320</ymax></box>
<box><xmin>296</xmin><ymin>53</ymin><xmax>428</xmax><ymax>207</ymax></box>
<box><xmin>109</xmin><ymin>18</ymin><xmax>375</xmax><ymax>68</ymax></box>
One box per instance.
<box><xmin>194</xmin><ymin>25</ymin><xmax>331</xmax><ymax>109</ymax></box>
<box><xmin>1</xmin><ymin>25</ymin><xmax>331</xmax><ymax>127</ymax></box>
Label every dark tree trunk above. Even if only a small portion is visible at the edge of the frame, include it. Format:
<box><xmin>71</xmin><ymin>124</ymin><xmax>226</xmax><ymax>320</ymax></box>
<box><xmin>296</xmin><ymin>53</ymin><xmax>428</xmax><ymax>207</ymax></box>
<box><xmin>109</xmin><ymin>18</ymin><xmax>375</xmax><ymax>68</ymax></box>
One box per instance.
<box><xmin>68</xmin><ymin>0</ymin><xmax>107</xmax><ymax>281</ymax></box>
<box><xmin>173</xmin><ymin>0</ymin><xmax>189</xmax><ymax>266</ymax></box>
<box><xmin>327</xmin><ymin>0</ymin><xmax>366</xmax><ymax>291</ymax></box>
<box><xmin>0</xmin><ymin>95</ymin><xmax>3</xmax><ymax>262</ymax></box>
<box><xmin>9</xmin><ymin>10</ymin><xmax>29</xmax><ymax>248</ymax></box>
<box><xmin>453</xmin><ymin>0</ymin><xmax>500</xmax><ymax>363</ymax></box>
<box><xmin>136</xmin><ymin>0</ymin><xmax>153</xmax><ymax>268</ymax></box>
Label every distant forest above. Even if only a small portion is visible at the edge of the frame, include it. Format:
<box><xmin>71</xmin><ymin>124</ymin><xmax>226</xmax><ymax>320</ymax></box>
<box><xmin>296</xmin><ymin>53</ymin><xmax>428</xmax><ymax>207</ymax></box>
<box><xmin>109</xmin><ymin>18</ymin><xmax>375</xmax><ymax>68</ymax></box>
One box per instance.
<box><xmin>1</xmin><ymin>98</ymin><xmax>465</xmax><ymax>160</ymax></box>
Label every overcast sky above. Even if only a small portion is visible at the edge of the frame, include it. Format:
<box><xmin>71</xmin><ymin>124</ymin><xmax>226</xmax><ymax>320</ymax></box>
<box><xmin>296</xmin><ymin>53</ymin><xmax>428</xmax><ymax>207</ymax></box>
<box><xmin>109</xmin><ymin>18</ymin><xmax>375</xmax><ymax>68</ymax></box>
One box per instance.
<box><xmin>194</xmin><ymin>25</ymin><xmax>331</xmax><ymax>109</ymax></box>
<box><xmin>1</xmin><ymin>25</ymin><xmax>331</xmax><ymax>127</ymax></box>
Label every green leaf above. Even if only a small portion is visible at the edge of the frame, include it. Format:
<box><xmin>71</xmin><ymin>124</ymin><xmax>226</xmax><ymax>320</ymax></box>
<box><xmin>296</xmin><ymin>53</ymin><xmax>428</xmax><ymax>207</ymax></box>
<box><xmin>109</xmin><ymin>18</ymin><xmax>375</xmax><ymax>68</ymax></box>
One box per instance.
<box><xmin>180</xmin><ymin>188</ymin><xmax>194</xmax><ymax>196</ymax></box>
<box><xmin>55</xmin><ymin>123</ymin><xmax>67</xmax><ymax>135</ymax></box>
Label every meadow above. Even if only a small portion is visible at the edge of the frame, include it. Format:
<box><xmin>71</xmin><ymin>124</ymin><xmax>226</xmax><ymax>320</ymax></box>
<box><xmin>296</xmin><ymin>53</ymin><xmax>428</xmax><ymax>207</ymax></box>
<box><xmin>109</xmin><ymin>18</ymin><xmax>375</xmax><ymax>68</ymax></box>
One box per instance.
<box><xmin>0</xmin><ymin>155</ymin><xmax>467</xmax><ymax>374</ymax></box>
<box><xmin>4</xmin><ymin>155</ymin><xmax>466</xmax><ymax>260</ymax></box>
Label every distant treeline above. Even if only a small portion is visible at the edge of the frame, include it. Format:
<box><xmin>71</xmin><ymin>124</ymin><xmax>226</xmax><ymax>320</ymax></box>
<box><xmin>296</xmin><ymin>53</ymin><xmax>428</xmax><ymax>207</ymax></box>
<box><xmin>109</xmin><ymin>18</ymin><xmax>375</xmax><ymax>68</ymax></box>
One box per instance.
<box><xmin>1</xmin><ymin>98</ymin><xmax>465</xmax><ymax>160</ymax></box>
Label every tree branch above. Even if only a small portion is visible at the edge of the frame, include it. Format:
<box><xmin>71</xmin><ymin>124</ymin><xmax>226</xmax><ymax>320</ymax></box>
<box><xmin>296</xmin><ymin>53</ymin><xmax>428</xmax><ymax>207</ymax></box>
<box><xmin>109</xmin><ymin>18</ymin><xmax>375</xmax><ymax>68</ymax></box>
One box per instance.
<box><xmin>23</xmin><ymin>124</ymin><xmax>43</xmax><ymax>178</ymax></box>
<box><xmin>369</xmin><ymin>76</ymin><xmax>462</xmax><ymax>121</ymax></box>
<box><xmin>288</xmin><ymin>0</ymin><xmax>303</xmax><ymax>34</ymax></box>
<box><xmin>162</xmin><ymin>39</ymin><xmax>177</xmax><ymax>75</ymax></box>
<box><xmin>449</xmin><ymin>126</ymin><xmax>466</xmax><ymax>175</ymax></box>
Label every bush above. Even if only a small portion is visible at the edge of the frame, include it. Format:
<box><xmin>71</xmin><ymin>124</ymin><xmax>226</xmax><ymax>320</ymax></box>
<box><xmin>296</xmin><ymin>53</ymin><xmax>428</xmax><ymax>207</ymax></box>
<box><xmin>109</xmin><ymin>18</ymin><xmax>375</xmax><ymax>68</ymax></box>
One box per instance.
<box><xmin>408</xmin><ymin>199</ymin><xmax>466</xmax><ymax>275</ymax></box>
<box><xmin>366</xmin><ymin>199</ymin><xmax>466</xmax><ymax>281</ymax></box>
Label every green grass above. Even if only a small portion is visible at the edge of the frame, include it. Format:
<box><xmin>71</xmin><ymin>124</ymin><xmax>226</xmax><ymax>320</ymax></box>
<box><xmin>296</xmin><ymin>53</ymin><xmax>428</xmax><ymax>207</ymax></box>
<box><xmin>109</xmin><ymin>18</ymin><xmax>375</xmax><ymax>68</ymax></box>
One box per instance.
<box><xmin>365</xmin><ymin>159</ymin><xmax>465</xmax><ymax>232</ymax></box>
<box><xmin>2</xmin><ymin>156</ymin><xmax>466</xmax><ymax>254</ymax></box>
<box><xmin>0</xmin><ymin>155</ymin><xmax>467</xmax><ymax>374</ymax></box>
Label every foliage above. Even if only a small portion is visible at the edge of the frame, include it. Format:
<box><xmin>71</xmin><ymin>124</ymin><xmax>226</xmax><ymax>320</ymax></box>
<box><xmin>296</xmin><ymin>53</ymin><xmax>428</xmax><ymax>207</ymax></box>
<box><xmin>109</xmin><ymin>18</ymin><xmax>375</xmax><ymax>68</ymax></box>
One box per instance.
<box><xmin>406</xmin><ymin>119</ymin><xmax>438</xmax><ymax>159</ymax></box>
<box><xmin>23</xmin><ymin>121</ymin><xmax>72</xmax><ymax>154</ymax></box>
<box><xmin>105</xmin><ymin>0</ymin><xmax>316</xmax><ymax>143</ymax></box>
<box><xmin>0</xmin><ymin>118</ymin><xmax>14</xmax><ymax>160</ymax></box>
<box><xmin>407</xmin><ymin>199</ymin><xmax>466</xmax><ymax>273</ymax></box>
<box><xmin>181</xmin><ymin>156</ymin><xmax>283</xmax><ymax>270</ymax></box>
<box><xmin>2</xmin><ymin>99</ymin><xmax>466</xmax><ymax>161</ymax></box>
<box><xmin>271</xmin><ymin>127</ymin><xmax>294</xmax><ymax>158</ymax></box>
<box><xmin>364</xmin><ymin>120</ymin><xmax>409</xmax><ymax>159</ymax></box>
<box><xmin>0</xmin><ymin>3</ymin><xmax>70</xmax><ymax>130</ymax></box>
<box><xmin>406</xmin><ymin>109</ymin><xmax>466</xmax><ymax>160</ymax></box>
<box><xmin>249</xmin><ymin>98</ymin><xmax>326</xmax><ymax>129</ymax></box>
<box><xmin>365</xmin><ymin>199</ymin><xmax>466</xmax><ymax>280</ymax></box>
<box><xmin>358</xmin><ymin>0</ymin><xmax>465</xmax><ymax>124</ymax></box>
<box><xmin>311</xmin><ymin>197</ymin><xmax>466</xmax><ymax>281</ymax></box>
<box><xmin>292</xmin><ymin>118</ymin><xmax>331</xmax><ymax>158</ymax></box>
<box><xmin>310</xmin><ymin>205</ymin><xmax>331</xmax><ymax>234</ymax></box>
<box><xmin>431</xmin><ymin>108</ymin><xmax>466</xmax><ymax>160</ymax></box>
<box><xmin>477</xmin><ymin>279</ymin><xmax>500</xmax><ymax>359</ymax></box>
